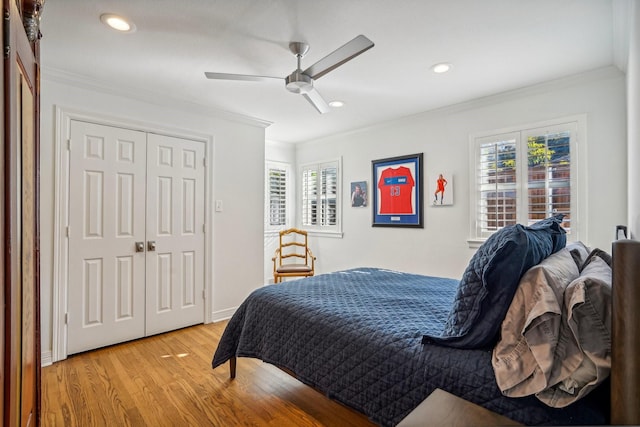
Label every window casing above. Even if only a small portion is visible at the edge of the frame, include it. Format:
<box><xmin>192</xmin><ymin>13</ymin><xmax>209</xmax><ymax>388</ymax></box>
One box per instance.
<box><xmin>471</xmin><ymin>120</ymin><xmax>581</xmax><ymax>242</ymax></box>
<box><xmin>265</xmin><ymin>162</ymin><xmax>291</xmax><ymax>230</ymax></box>
<box><xmin>300</xmin><ymin>159</ymin><xmax>341</xmax><ymax>234</ymax></box>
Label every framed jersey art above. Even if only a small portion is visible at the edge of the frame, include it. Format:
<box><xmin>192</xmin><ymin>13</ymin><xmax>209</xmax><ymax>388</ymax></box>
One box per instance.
<box><xmin>372</xmin><ymin>153</ymin><xmax>423</xmax><ymax>227</ymax></box>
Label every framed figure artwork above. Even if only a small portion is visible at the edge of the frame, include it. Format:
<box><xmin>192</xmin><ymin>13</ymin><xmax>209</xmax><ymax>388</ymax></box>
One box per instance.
<box><xmin>372</xmin><ymin>153</ymin><xmax>423</xmax><ymax>227</ymax></box>
<box><xmin>350</xmin><ymin>181</ymin><xmax>368</xmax><ymax>207</ymax></box>
<box><xmin>430</xmin><ymin>172</ymin><xmax>453</xmax><ymax>206</ymax></box>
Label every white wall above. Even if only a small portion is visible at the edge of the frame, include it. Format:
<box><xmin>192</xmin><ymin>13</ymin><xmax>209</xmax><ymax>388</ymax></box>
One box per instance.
<box><xmin>40</xmin><ymin>75</ymin><xmax>267</xmax><ymax>363</ymax></box>
<box><xmin>295</xmin><ymin>67</ymin><xmax>627</xmax><ymax>280</ymax></box>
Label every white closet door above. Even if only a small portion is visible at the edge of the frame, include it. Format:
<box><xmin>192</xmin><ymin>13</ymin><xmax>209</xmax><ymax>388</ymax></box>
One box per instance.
<box><xmin>67</xmin><ymin>121</ymin><xmax>147</xmax><ymax>354</ymax></box>
<box><xmin>145</xmin><ymin>133</ymin><xmax>206</xmax><ymax>335</ymax></box>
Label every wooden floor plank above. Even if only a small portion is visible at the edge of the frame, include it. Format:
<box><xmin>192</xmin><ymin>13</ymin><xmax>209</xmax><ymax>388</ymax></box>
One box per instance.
<box><xmin>42</xmin><ymin>321</ymin><xmax>376</xmax><ymax>426</ymax></box>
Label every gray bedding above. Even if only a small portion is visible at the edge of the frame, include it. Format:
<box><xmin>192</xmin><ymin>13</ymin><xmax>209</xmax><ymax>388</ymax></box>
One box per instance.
<box><xmin>212</xmin><ymin>268</ymin><xmax>608</xmax><ymax>426</ymax></box>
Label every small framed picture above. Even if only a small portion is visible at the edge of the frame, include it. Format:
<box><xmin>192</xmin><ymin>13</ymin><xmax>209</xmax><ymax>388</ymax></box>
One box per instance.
<box><xmin>429</xmin><ymin>172</ymin><xmax>453</xmax><ymax>206</ymax></box>
<box><xmin>350</xmin><ymin>181</ymin><xmax>368</xmax><ymax>207</ymax></box>
<box><xmin>372</xmin><ymin>153</ymin><xmax>423</xmax><ymax>227</ymax></box>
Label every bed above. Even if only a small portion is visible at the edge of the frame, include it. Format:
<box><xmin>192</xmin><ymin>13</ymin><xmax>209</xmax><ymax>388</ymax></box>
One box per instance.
<box><xmin>211</xmin><ymin>219</ymin><xmax>639</xmax><ymax>426</ymax></box>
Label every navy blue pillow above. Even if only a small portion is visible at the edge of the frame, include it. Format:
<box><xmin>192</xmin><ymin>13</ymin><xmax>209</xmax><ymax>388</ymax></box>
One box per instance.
<box><xmin>527</xmin><ymin>214</ymin><xmax>567</xmax><ymax>254</ymax></box>
<box><xmin>423</xmin><ymin>215</ymin><xmax>566</xmax><ymax>349</ymax></box>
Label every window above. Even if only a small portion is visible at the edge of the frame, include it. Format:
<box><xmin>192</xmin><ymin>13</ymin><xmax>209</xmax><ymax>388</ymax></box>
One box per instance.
<box><xmin>471</xmin><ymin>119</ymin><xmax>581</xmax><ymax>242</ymax></box>
<box><xmin>265</xmin><ymin>162</ymin><xmax>290</xmax><ymax>230</ymax></box>
<box><xmin>300</xmin><ymin>159</ymin><xmax>341</xmax><ymax>234</ymax></box>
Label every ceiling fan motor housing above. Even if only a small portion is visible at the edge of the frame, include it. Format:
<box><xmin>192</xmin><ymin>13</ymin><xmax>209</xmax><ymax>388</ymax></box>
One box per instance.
<box><xmin>285</xmin><ymin>70</ymin><xmax>313</xmax><ymax>94</ymax></box>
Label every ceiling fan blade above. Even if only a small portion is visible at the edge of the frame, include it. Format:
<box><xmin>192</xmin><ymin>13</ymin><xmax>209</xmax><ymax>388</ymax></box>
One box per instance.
<box><xmin>302</xmin><ymin>87</ymin><xmax>331</xmax><ymax>114</ymax></box>
<box><xmin>303</xmin><ymin>35</ymin><xmax>374</xmax><ymax>80</ymax></box>
<box><xmin>204</xmin><ymin>72</ymin><xmax>282</xmax><ymax>82</ymax></box>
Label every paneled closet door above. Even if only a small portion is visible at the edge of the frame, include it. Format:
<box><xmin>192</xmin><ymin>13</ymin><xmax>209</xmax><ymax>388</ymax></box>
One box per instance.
<box><xmin>145</xmin><ymin>133</ymin><xmax>205</xmax><ymax>335</ymax></box>
<box><xmin>67</xmin><ymin>122</ymin><xmax>206</xmax><ymax>354</ymax></box>
<box><xmin>67</xmin><ymin>121</ymin><xmax>147</xmax><ymax>354</ymax></box>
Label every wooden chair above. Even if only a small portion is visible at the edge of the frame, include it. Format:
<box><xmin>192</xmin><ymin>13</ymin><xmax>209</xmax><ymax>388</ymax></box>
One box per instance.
<box><xmin>272</xmin><ymin>228</ymin><xmax>316</xmax><ymax>283</ymax></box>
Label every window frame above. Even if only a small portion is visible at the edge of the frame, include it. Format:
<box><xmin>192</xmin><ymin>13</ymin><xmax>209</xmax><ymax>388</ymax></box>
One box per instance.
<box><xmin>299</xmin><ymin>157</ymin><xmax>343</xmax><ymax>237</ymax></box>
<box><xmin>468</xmin><ymin>115</ymin><xmax>587</xmax><ymax>247</ymax></box>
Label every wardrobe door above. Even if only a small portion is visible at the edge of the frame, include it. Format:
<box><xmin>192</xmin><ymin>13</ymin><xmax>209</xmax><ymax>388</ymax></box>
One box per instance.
<box><xmin>18</xmin><ymin>61</ymin><xmax>37</xmax><ymax>427</ymax></box>
<box><xmin>0</xmin><ymin>0</ymin><xmax>5</xmax><ymax>422</ymax></box>
<box><xmin>4</xmin><ymin>0</ymin><xmax>41</xmax><ymax>426</ymax></box>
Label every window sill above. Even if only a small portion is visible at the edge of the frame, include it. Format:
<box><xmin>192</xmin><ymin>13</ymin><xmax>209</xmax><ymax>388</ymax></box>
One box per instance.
<box><xmin>263</xmin><ymin>229</ymin><xmax>343</xmax><ymax>239</ymax></box>
<box><xmin>308</xmin><ymin>230</ymin><xmax>343</xmax><ymax>239</ymax></box>
<box><xmin>467</xmin><ymin>238</ymin><xmax>486</xmax><ymax>249</ymax></box>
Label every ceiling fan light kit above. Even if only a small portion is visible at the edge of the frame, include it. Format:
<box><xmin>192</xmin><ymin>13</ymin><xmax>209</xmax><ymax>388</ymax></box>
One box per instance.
<box><xmin>205</xmin><ymin>35</ymin><xmax>374</xmax><ymax>114</ymax></box>
<box><xmin>285</xmin><ymin>70</ymin><xmax>313</xmax><ymax>94</ymax></box>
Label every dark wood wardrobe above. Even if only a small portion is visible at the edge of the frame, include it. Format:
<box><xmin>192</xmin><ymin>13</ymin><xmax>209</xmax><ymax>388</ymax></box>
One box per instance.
<box><xmin>2</xmin><ymin>0</ymin><xmax>42</xmax><ymax>425</ymax></box>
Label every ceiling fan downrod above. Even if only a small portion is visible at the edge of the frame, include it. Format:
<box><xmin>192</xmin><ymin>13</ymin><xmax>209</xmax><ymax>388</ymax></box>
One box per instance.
<box><xmin>285</xmin><ymin>42</ymin><xmax>313</xmax><ymax>94</ymax></box>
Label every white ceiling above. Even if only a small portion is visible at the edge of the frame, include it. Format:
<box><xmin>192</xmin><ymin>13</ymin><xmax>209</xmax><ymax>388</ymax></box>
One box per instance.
<box><xmin>40</xmin><ymin>0</ymin><xmax>617</xmax><ymax>143</ymax></box>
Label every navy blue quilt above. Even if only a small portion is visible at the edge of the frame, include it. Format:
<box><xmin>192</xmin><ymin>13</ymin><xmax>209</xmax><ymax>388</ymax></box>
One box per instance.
<box><xmin>211</xmin><ymin>268</ymin><xmax>607</xmax><ymax>426</ymax></box>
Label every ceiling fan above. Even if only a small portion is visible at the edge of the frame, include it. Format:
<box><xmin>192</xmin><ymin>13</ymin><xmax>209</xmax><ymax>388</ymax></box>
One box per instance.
<box><xmin>204</xmin><ymin>35</ymin><xmax>374</xmax><ymax>114</ymax></box>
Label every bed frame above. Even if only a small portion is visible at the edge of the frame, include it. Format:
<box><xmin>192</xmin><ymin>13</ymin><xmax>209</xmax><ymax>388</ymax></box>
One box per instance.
<box><xmin>227</xmin><ymin>239</ymin><xmax>640</xmax><ymax>425</ymax></box>
<box><xmin>611</xmin><ymin>239</ymin><xmax>640</xmax><ymax>425</ymax></box>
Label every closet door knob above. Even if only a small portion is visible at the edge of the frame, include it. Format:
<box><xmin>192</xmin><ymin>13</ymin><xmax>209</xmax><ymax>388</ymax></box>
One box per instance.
<box><xmin>135</xmin><ymin>242</ymin><xmax>145</xmax><ymax>252</ymax></box>
<box><xmin>147</xmin><ymin>241</ymin><xmax>156</xmax><ymax>252</ymax></box>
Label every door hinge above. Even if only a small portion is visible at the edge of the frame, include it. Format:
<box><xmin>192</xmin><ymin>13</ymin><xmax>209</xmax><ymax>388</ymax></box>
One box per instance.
<box><xmin>202</xmin><ymin>290</ymin><xmax>205</xmax><ymax>300</ymax></box>
<box><xmin>67</xmin><ymin>139</ymin><xmax>71</xmax><ymax>150</ymax></box>
<box><xmin>65</xmin><ymin>313</ymin><xmax>69</xmax><ymax>325</ymax></box>
<box><xmin>203</xmin><ymin>157</ymin><xmax>207</xmax><ymax>167</ymax></box>
<box><xmin>3</xmin><ymin>9</ymin><xmax>10</xmax><ymax>59</ymax></box>
<box><xmin>202</xmin><ymin>223</ymin><xmax>206</xmax><ymax>233</ymax></box>
<box><xmin>66</xmin><ymin>226</ymin><xmax>70</xmax><ymax>237</ymax></box>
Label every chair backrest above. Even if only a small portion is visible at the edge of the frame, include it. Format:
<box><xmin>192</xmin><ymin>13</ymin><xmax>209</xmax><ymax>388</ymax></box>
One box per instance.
<box><xmin>278</xmin><ymin>228</ymin><xmax>310</xmax><ymax>265</ymax></box>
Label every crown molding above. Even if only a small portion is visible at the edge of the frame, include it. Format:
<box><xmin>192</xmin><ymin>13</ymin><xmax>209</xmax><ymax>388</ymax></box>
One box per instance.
<box><xmin>300</xmin><ymin>65</ymin><xmax>624</xmax><ymax>147</ymax></box>
<box><xmin>41</xmin><ymin>66</ymin><xmax>272</xmax><ymax>129</ymax></box>
<box><xmin>612</xmin><ymin>0</ymin><xmax>632</xmax><ymax>73</ymax></box>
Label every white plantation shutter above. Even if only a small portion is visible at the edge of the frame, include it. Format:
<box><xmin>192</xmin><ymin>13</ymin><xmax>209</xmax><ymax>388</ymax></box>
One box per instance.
<box><xmin>524</xmin><ymin>127</ymin><xmax>573</xmax><ymax>233</ymax></box>
<box><xmin>301</xmin><ymin>159</ymin><xmax>340</xmax><ymax>231</ymax></box>
<box><xmin>472</xmin><ymin>121</ymin><xmax>578</xmax><ymax>240</ymax></box>
<box><xmin>476</xmin><ymin>134</ymin><xmax>519</xmax><ymax>237</ymax></box>
<box><xmin>320</xmin><ymin>164</ymin><xmax>337</xmax><ymax>226</ymax></box>
<box><xmin>265</xmin><ymin>162</ymin><xmax>290</xmax><ymax>229</ymax></box>
<box><xmin>301</xmin><ymin>166</ymin><xmax>317</xmax><ymax>225</ymax></box>
<box><xmin>267</xmin><ymin>166</ymin><xmax>287</xmax><ymax>226</ymax></box>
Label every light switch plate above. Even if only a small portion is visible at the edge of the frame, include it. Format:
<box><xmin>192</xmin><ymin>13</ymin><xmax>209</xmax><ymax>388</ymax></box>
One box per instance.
<box><xmin>215</xmin><ymin>200</ymin><xmax>223</xmax><ymax>212</ymax></box>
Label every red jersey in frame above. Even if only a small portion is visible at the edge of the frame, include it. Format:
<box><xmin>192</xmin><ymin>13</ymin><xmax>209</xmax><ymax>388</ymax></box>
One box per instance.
<box><xmin>377</xmin><ymin>166</ymin><xmax>415</xmax><ymax>214</ymax></box>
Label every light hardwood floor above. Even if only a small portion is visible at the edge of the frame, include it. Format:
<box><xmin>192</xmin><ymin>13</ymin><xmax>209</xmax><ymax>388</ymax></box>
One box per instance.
<box><xmin>41</xmin><ymin>321</ymin><xmax>376</xmax><ymax>426</ymax></box>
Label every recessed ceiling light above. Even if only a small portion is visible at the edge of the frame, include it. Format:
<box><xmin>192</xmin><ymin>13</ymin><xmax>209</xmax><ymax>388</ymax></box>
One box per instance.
<box><xmin>100</xmin><ymin>13</ymin><xmax>136</xmax><ymax>32</ymax></box>
<box><xmin>329</xmin><ymin>100</ymin><xmax>345</xmax><ymax>108</ymax></box>
<box><xmin>431</xmin><ymin>63</ymin><xmax>452</xmax><ymax>74</ymax></box>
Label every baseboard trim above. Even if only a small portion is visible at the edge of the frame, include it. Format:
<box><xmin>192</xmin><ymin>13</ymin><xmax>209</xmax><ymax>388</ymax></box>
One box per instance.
<box><xmin>41</xmin><ymin>350</ymin><xmax>53</xmax><ymax>367</ymax></box>
<box><xmin>210</xmin><ymin>307</ymin><xmax>237</xmax><ymax>322</ymax></box>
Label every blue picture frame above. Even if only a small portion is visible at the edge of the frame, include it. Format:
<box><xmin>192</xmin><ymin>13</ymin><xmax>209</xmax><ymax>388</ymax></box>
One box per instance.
<box><xmin>372</xmin><ymin>153</ymin><xmax>423</xmax><ymax>227</ymax></box>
